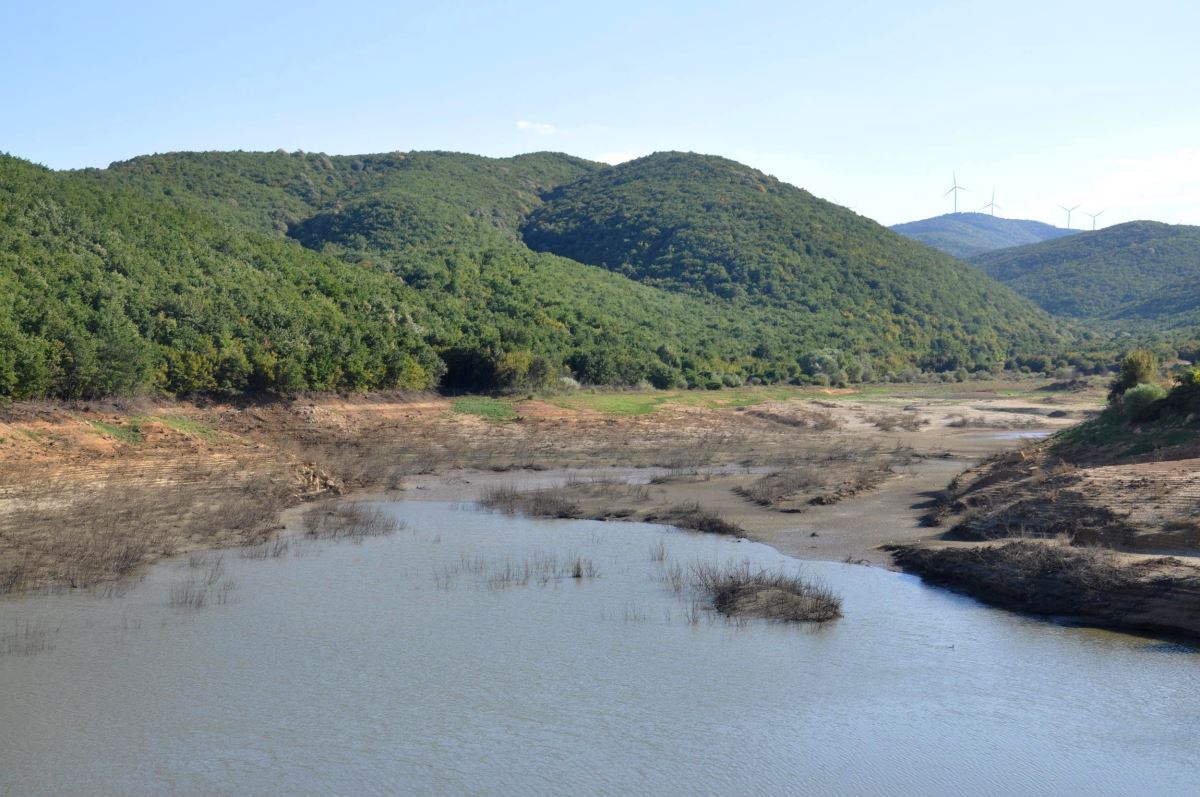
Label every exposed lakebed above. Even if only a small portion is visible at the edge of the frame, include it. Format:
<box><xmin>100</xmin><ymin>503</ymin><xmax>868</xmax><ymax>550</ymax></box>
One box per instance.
<box><xmin>1</xmin><ymin>500</ymin><xmax>1197</xmax><ymax>796</ymax></box>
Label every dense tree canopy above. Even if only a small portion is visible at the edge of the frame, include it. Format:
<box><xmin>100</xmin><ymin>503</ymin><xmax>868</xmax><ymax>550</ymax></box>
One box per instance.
<box><xmin>0</xmin><ymin>148</ymin><xmax>1071</xmax><ymax>399</ymax></box>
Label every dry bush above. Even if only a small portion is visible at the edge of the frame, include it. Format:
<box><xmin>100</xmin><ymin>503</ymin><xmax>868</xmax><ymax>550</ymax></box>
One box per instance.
<box><xmin>689</xmin><ymin>561</ymin><xmax>841</xmax><ymax>622</ymax></box>
<box><xmin>478</xmin><ymin>483</ymin><xmax>521</xmax><ymax>514</ymax></box>
<box><xmin>869</xmin><ymin>412</ymin><xmax>928</xmax><ymax>432</ymax></box>
<box><xmin>650</xmin><ymin>503</ymin><xmax>745</xmax><ymax>536</ymax></box>
<box><xmin>745</xmin><ymin>408</ymin><xmax>843</xmax><ymax>431</ymax></box>
<box><xmin>563</xmin><ymin>476</ymin><xmax>651</xmax><ymax>502</ymax></box>
<box><xmin>0</xmin><ymin>467</ymin><xmax>293</xmax><ymax>594</ymax></box>
<box><xmin>479</xmin><ymin>484</ymin><xmax>582</xmax><ymax>519</ymax></box>
<box><xmin>946</xmin><ymin>414</ymin><xmax>1042</xmax><ymax>430</ymax></box>
<box><xmin>525</xmin><ymin>491</ymin><xmax>582</xmax><ymax>519</ymax></box>
<box><xmin>301</xmin><ymin>501</ymin><xmax>405</xmax><ymax>541</ymax></box>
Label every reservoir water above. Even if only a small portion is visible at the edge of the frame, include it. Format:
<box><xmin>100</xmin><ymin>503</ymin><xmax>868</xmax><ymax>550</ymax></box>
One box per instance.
<box><xmin>1</xmin><ymin>501</ymin><xmax>1197</xmax><ymax>796</ymax></box>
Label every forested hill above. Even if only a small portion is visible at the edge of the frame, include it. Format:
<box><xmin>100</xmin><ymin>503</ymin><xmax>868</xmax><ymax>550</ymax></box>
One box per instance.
<box><xmin>521</xmin><ymin>153</ymin><xmax>1063</xmax><ymax>365</ymax></box>
<box><xmin>0</xmin><ymin>154</ymin><xmax>448</xmax><ymax>399</ymax></box>
<box><xmin>0</xmin><ymin>149</ymin><xmax>1066</xmax><ymax>400</ymax></box>
<box><xmin>890</xmin><ymin>212</ymin><xmax>1078</xmax><ymax>258</ymax></box>
<box><xmin>969</xmin><ymin>221</ymin><xmax>1200</xmax><ymax>325</ymax></box>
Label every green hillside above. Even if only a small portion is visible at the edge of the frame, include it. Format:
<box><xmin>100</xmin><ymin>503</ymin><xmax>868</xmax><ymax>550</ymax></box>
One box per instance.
<box><xmin>0</xmin><ymin>154</ymin><xmax>443</xmax><ymax>399</ymax></box>
<box><xmin>0</xmin><ymin>149</ymin><xmax>1069</xmax><ymax>400</ymax></box>
<box><xmin>890</xmin><ymin>212</ymin><xmax>1078</xmax><ymax>258</ymax></box>
<box><xmin>970</xmin><ymin>221</ymin><xmax>1200</xmax><ymax>325</ymax></box>
<box><xmin>522</xmin><ymin>152</ymin><xmax>1064</xmax><ymax>370</ymax></box>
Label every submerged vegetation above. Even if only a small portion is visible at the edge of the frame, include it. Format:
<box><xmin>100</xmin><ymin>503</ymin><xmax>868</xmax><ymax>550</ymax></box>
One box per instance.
<box><xmin>301</xmin><ymin>502</ymin><xmax>405</xmax><ymax>541</ymax></box>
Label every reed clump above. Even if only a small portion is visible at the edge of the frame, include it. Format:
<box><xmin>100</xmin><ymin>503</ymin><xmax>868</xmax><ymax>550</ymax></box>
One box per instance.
<box><xmin>650</xmin><ymin>503</ymin><xmax>745</xmax><ymax>537</ymax></box>
<box><xmin>301</xmin><ymin>501</ymin><xmax>405</xmax><ymax>541</ymax></box>
<box><xmin>443</xmin><ymin>550</ymin><xmax>598</xmax><ymax>590</ymax></box>
<box><xmin>689</xmin><ymin>561</ymin><xmax>842</xmax><ymax>622</ymax></box>
<box><xmin>169</xmin><ymin>553</ymin><xmax>238</xmax><ymax>610</ymax></box>
<box><xmin>478</xmin><ymin>484</ymin><xmax>581</xmax><ymax>519</ymax></box>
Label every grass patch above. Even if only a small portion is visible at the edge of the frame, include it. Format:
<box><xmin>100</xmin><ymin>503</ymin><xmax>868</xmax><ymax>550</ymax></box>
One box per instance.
<box><xmin>1051</xmin><ymin>412</ymin><xmax>1200</xmax><ymax>460</ymax></box>
<box><xmin>87</xmin><ymin>419</ymin><xmax>143</xmax><ymax>443</ymax></box>
<box><xmin>547</xmin><ymin>385</ymin><xmax>817</xmax><ymax>416</ymax></box>
<box><xmin>452</xmin><ymin>396</ymin><xmax>518</xmax><ymax>422</ymax></box>
<box><xmin>547</xmin><ymin>392</ymin><xmax>672</xmax><ymax>415</ymax></box>
<box><xmin>147</xmin><ymin>415</ymin><xmax>217</xmax><ymax>440</ymax></box>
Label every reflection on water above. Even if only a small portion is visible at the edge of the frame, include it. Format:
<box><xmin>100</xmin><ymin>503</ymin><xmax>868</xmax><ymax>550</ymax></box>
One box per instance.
<box><xmin>1</xmin><ymin>501</ymin><xmax>1198</xmax><ymax>796</ymax></box>
<box><xmin>980</xmin><ymin>429</ymin><xmax>1054</xmax><ymax>440</ymax></box>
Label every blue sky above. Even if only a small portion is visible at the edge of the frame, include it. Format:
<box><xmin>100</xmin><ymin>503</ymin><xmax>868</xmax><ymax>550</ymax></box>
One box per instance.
<box><xmin>4</xmin><ymin>0</ymin><xmax>1199</xmax><ymax>226</ymax></box>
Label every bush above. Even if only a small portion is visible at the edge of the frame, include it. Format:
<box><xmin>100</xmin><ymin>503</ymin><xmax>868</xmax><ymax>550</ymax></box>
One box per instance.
<box><xmin>1121</xmin><ymin>383</ymin><xmax>1166</xmax><ymax>422</ymax></box>
<box><xmin>1158</xmin><ymin>366</ymin><xmax>1200</xmax><ymax>415</ymax></box>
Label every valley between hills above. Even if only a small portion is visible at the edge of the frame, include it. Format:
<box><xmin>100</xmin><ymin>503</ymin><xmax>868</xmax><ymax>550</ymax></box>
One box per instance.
<box><xmin>4</xmin><ymin>147</ymin><xmax>1200</xmax><ymax>640</ymax></box>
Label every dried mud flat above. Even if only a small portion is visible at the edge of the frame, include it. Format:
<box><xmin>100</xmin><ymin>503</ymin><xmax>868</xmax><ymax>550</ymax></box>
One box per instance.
<box><xmin>0</xmin><ymin>381</ymin><xmax>1096</xmax><ymax>601</ymax></box>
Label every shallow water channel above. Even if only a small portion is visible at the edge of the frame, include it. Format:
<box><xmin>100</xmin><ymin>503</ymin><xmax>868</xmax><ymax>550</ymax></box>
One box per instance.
<box><xmin>2</xmin><ymin>500</ymin><xmax>1198</xmax><ymax>796</ymax></box>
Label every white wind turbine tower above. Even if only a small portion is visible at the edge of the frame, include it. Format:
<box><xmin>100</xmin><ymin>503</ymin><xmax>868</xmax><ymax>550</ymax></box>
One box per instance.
<box><xmin>980</xmin><ymin>189</ymin><xmax>1001</xmax><ymax>216</ymax></box>
<box><xmin>1059</xmin><ymin>203</ymin><xmax>1080</xmax><ymax>230</ymax></box>
<box><xmin>944</xmin><ymin>171</ymin><xmax>968</xmax><ymax>213</ymax></box>
<box><xmin>1085</xmin><ymin>210</ymin><xmax>1105</xmax><ymax>231</ymax></box>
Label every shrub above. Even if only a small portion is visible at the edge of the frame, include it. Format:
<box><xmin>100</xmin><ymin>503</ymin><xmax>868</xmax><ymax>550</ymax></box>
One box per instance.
<box><xmin>1158</xmin><ymin>366</ymin><xmax>1200</xmax><ymax>416</ymax></box>
<box><xmin>1121</xmin><ymin>382</ymin><xmax>1166</xmax><ymax>422</ymax></box>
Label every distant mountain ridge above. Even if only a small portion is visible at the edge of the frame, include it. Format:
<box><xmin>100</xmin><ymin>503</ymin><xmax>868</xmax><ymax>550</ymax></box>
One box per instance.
<box><xmin>969</xmin><ymin>221</ymin><xmax>1200</xmax><ymax>326</ymax></box>
<box><xmin>891</xmin><ymin>212</ymin><xmax>1078</xmax><ymax>258</ymax></box>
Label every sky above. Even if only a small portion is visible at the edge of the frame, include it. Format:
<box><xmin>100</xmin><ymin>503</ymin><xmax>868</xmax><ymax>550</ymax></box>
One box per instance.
<box><xmin>4</xmin><ymin>0</ymin><xmax>1199</xmax><ymax>227</ymax></box>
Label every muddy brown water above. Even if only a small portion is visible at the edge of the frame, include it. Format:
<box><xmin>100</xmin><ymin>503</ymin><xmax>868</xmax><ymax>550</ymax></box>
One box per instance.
<box><xmin>1</xmin><ymin>500</ymin><xmax>1197</xmax><ymax>796</ymax></box>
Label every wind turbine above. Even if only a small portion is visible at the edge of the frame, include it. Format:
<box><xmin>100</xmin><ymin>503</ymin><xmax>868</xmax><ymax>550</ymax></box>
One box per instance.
<box><xmin>1085</xmin><ymin>210</ymin><xmax>1105</xmax><ymax>231</ymax></box>
<box><xmin>980</xmin><ymin>189</ymin><xmax>1001</xmax><ymax>216</ymax></box>
<box><xmin>944</xmin><ymin>171</ymin><xmax>968</xmax><ymax>213</ymax></box>
<box><xmin>1059</xmin><ymin>204</ymin><xmax>1080</xmax><ymax>230</ymax></box>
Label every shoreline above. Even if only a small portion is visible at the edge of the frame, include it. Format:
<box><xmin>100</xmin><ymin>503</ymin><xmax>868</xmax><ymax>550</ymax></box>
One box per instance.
<box><xmin>18</xmin><ymin>382</ymin><xmax>1197</xmax><ymax>640</ymax></box>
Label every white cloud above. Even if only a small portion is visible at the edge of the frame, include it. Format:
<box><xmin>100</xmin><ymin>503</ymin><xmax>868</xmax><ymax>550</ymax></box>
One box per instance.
<box><xmin>516</xmin><ymin>120</ymin><xmax>559</xmax><ymax>136</ymax></box>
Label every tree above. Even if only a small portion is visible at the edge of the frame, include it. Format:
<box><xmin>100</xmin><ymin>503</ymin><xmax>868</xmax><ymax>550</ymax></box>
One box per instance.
<box><xmin>1108</xmin><ymin>349</ymin><xmax>1159</xmax><ymax>402</ymax></box>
